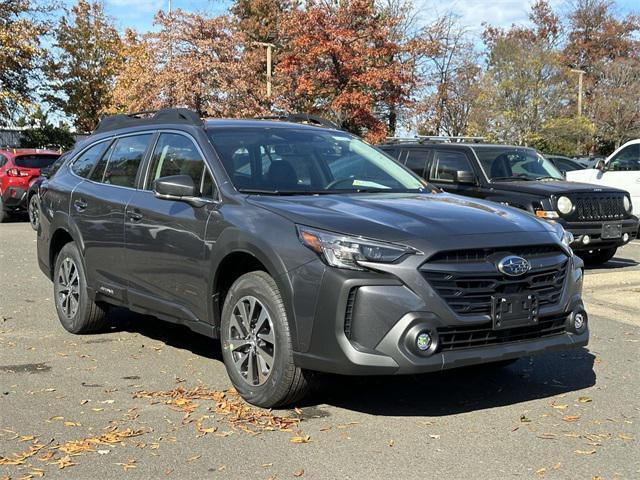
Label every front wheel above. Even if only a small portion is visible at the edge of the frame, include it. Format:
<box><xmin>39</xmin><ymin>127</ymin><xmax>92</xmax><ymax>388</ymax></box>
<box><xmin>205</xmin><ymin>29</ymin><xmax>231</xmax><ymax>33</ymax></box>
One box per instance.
<box><xmin>577</xmin><ymin>247</ymin><xmax>617</xmax><ymax>266</ymax></box>
<box><xmin>220</xmin><ymin>271</ymin><xmax>311</xmax><ymax>408</ymax></box>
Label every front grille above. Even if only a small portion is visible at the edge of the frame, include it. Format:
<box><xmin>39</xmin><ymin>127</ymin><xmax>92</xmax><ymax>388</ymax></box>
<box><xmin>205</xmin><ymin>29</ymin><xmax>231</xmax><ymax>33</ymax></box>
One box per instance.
<box><xmin>573</xmin><ymin>195</ymin><xmax>626</xmax><ymax>221</ymax></box>
<box><xmin>436</xmin><ymin>315</ymin><xmax>567</xmax><ymax>351</ymax></box>
<box><xmin>421</xmin><ymin>246</ymin><xmax>568</xmax><ymax>316</ymax></box>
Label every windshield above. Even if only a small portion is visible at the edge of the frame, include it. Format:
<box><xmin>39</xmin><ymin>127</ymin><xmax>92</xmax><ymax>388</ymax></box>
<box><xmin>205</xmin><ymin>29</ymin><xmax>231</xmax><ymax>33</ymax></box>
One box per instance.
<box><xmin>14</xmin><ymin>154</ymin><xmax>60</xmax><ymax>169</ymax></box>
<box><xmin>476</xmin><ymin>148</ymin><xmax>563</xmax><ymax>181</ymax></box>
<box><xmin>207</xmin><ymin>127</ymin><xmax>427</xmax><ymax>194</ymax></box>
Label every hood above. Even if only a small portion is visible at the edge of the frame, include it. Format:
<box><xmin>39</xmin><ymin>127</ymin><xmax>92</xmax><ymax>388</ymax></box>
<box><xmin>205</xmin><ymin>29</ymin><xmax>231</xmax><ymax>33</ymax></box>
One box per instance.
<box><xmin>489</xmin><ymin>179</ymin><xmax>627</xmax><ymax>196</ymax></box>
<box><xmin>247</xmin><ymin>192</ymin><xmax>552</xmax><ymax>243</ymax></box>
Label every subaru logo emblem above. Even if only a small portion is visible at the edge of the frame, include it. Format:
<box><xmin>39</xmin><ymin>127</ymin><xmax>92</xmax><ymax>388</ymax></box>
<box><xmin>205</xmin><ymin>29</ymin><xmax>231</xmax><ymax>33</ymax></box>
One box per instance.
<box><xmin>497</xmin><ymin>255</ymin><xmax>531</xmax><ymax>276</ymax></box>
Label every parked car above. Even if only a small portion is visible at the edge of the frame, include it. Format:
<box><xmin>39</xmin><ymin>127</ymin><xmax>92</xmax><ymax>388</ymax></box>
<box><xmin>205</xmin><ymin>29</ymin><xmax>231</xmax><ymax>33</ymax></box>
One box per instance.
<box><xmin>573</xmin><ymin>155</ymin><xmax>605</xmax><ymax>169</ymax></box>
<box><xmin>38</xmin><ymin>109</ymin><xmax>588</xmax><ymax>407</ymax></box>
<box><xmin>379</xmin><ymin>140</ymin><xmax>638</xmax><ymax>265</ymax></box>
<box><xmin>567</xmin><ymin>139</ymin><xmax>640</xmax><ymax>218</ymax></box>
<box><xmin>0</xmin><ymin>148</ymin><xmax>61</xmax><ymax>223</ymax></box>
<box><xmin>26</xmin><ymin>153</ymin><xmax>70</xmax><ymax>230</ymax></box>
<box><xmin>544</xmin><ymin>154</ymin><xmax>585</xmax><ymax>176</ymax></box>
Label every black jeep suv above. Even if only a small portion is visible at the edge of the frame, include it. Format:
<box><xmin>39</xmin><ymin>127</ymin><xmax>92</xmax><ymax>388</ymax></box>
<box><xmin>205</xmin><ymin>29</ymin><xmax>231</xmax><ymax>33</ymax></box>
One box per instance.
<box><xmin>37</xmin><ymin>110</ymin><xmax>588</xmax><ymax>407</ymax></box>
<box><xmin>380</xmin><ymin>140</ymin><xmax>639</xmax><ymax>265</ymax></box>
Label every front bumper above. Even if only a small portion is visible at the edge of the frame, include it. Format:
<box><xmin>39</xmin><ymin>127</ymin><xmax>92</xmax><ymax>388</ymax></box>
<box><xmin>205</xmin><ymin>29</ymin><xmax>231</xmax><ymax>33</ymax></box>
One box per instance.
<box><xmin>560</xmin><ymin>217</ymin><xmax>639</xmax><ymax>250</ymax></box>
<box><xmin>291</xmin><ymin>235</ymin><xmax>587</xmax><ymax>376</ymax></box>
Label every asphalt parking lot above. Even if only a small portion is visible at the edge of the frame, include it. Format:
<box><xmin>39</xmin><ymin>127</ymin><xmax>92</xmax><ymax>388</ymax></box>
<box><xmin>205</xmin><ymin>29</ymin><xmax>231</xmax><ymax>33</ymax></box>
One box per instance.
<box><xmin>1</xmin><ymin>221</ymin><xmax>639</xmax><ymax>480</ymax></box>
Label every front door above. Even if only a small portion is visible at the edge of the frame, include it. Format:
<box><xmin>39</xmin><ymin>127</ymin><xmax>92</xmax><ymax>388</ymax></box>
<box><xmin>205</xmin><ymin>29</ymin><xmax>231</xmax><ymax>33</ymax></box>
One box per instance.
<box><xmin>599</xmin><ymin>144</ymin><xmax>640</xmax><ymax>216</ymax></box>
<box><xmin>124</xmin><ymin>132</ymin><xmax>219</xmax><ymax>324</ymax></box>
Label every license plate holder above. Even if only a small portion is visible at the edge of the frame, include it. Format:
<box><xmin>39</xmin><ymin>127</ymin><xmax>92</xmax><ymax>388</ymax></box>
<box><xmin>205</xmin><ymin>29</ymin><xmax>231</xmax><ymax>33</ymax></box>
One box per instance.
<box><xmin>602</xmin><ymin>223</ymin><xmax>622</xmax><ymax>239</ymax></box>
<box><xmin>491</xmin><ymin>293</ymin><xmax>539</xmax><ymax>330</ymax></box>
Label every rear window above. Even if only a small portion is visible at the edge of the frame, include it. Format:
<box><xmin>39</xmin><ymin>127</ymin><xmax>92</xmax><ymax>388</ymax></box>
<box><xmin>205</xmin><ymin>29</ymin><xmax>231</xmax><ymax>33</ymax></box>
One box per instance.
<box><xmin>14</xmin><ymin>154</ymin><xmax>60</xmax><ymax>169</ymax></box>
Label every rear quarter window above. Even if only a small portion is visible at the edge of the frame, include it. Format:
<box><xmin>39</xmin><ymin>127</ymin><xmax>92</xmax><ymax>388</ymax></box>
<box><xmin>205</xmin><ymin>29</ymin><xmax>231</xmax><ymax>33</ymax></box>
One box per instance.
<box><xmin>14</xmin><ymin>154</ymin><xmax>60</xmax><ymax>169</ymax></box>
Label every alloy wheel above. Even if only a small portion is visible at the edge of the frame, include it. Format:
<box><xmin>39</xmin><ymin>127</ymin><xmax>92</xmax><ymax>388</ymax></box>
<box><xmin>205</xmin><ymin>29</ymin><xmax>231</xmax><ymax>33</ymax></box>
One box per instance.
<box><xmin>227</xmin><ymin>296</ymin><xmax>276</xmax><ymax>386</ymax></box>
<box><xmin>56</xmin><ymin>258</ymin><xmax>80</xmax><ymax>319</ymax></box>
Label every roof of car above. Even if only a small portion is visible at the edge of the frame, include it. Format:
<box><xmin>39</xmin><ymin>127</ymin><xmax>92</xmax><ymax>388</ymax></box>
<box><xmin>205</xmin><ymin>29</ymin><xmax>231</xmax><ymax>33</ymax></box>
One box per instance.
<box><xmin>0</xmin><ymin>148</ymin><xmax>60</xmax><ymax>157</ymax></box>
<box><xmin>379</xmin><ymin>141</ymin><xmax>533</xmax><ymax>150</ymax></box>
<box><xmin>204</xmin><ymin>118</ymin><xmax>338</xmax><ymax>131</ymax></box>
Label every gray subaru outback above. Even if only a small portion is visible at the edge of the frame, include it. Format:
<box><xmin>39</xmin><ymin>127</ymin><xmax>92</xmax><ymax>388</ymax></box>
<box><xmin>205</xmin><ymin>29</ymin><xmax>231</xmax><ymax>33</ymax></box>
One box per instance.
<box><xmin>36</xmin><ymin>109</ymin><xmax>588</xmax><ymax>407</ymax></box>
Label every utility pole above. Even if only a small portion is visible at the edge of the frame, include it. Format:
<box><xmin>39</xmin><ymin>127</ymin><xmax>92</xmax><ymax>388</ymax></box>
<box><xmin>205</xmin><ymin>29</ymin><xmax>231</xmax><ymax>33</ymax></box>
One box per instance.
<box><xmin>253</xmin><ymin>42</ymin><xmax>276</xmax><ymax>98</ymax></box>
<box><xmin>570</xmin><ymin>68</ymin><xmax>586</xmax><ymax>117</ymax></box>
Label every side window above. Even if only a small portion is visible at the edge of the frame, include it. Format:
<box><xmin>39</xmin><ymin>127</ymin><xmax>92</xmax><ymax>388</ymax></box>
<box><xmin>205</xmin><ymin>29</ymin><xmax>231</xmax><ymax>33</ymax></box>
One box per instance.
<box><xmin>89</xmin><ymin>141</ymin><xmax>115</xmax><ymax>182</ymax></box>
<box><xmin>201</xmin><ymin>168</ymin><xmax>217</xmax><ymax>199</ymax></box>
<box><xmin>146</xmin><ymin>133</ymin><xmax>207</xmax><ymax>194</ymax></box>
<box><xmin>404</xmin><ymin>149</ymin><xmax>429</xmax><ymax>178</ymax></box>
<box><xmin>0</xmin><ymin>154</ymin><xmax>7</xmax><ymax>167</ymax></box>
<box><xmin>103</xmin><ymin>134</ymin><xmax>152</xmax><ymax>188</ymax></box>
<box><xmin>71</xmin><ymin>142</ymin><xmax>108</xmax><ymax>178</ymax></box>
<box><xmin>383</xmin><ymin>147</ymin><xmax>403</xmax><ymax>160</ymax></box>
<box><xmin>608</xmin><ymin>144</ymin><xmax>640</xmax><ymax>171</ymax></box>
<box><xmin>432</xmin><ymin>151</ymin><xmax>473</xmax><ymax>182</ymax></box>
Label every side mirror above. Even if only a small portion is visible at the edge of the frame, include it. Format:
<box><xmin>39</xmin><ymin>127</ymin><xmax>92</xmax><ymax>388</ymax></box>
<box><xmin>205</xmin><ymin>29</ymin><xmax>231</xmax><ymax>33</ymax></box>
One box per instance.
<box><xmin>456</xmin><ymin>170</ymin><xmax>476</xmax><ymax>184</ymax></box>
<box><xmin>596</xmin><ymin>160</ymin><xmax>606</xmax><ymax>172</ymax></box>
<box><xmin>153</xmin><ymin>175</ymin><xmax>205</xmax><ymax>207</ymax></box>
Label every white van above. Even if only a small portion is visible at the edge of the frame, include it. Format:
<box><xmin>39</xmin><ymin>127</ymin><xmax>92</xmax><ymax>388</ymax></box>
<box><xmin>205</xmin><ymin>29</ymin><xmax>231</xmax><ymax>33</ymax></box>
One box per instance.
<box><xmin>567</xmin><ymin>140</ymin><xmax>640</xmax><ymax>217</ymax></box>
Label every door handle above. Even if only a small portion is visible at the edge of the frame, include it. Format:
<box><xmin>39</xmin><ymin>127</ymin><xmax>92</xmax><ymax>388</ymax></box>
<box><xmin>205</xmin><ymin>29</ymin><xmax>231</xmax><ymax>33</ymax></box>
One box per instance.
<box><xmin>128</xmin><ymin>210</ymin><xmax>143</xmax><ymax>222</ymax></box>
<box><xmin>74</xmin><ymin>199</ymin><xmax>87</xmax><ymax>212</ymax></box>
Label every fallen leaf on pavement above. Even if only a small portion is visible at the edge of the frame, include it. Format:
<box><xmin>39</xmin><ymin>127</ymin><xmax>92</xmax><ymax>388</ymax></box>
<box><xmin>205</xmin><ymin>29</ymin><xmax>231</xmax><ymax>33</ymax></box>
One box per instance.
<box><xmin>290</xmin><ymin>435</ymin><xmax>310</xmax><ymax>444</ymax></box>
<box><xmin>574</xmin><ymin>449</ymin><xmax>596</xmax><ymax>455</ymax></box>
<box><xmin>577</xmin><ymin>396</ymin><xmax>592</xmax><ymax>403</ymax></box>
<box><xmin>294</xmin><ymin>468</ymin><xmax>305</xmax><ymax>477</ymax></box>
<box><xmin>51</xmin><ymin>455</ymin><xmax>77</xmax><ymax>469</ymax></box>
<box><xmin>536</xmin><ymin>467</ymin><xmax>546</xmax><ymax>476</ymax></box>
<box><xmin>115</xmin><ymin>458</ymin><xmax>137</xmax><ymax>471</ymax></box>
<box><xmin>563</xmin><ymin>415</ymin><xmax>580</xmax><ymax>423</ymax></box>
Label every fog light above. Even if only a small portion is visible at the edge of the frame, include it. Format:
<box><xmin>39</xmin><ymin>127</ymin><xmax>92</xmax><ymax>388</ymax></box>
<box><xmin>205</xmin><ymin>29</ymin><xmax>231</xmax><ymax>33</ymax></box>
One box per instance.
<box><xmin>574</xmin><ymin>312</ymin><xmax>585</xmax><ymax>330</ymax></box>
<box><xmin>582</xmin><ymin>235</ymin><xmax>591</xmax><ymax>245</ymax></box>
<box><xmin>416</xmin><ymin>332</ymin><xmax>432</xmax><ymax>351</ymax></box>
<box><xmin>623</xmin><ymin>233</ymin><xmax>630</xmax><ymax>242</ymax></box>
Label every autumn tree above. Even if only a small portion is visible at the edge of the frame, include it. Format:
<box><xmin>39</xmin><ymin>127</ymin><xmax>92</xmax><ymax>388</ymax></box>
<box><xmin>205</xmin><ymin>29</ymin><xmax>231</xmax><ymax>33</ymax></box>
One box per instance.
<box><xmin>0</xmin><ymin>0</ymin><xmax>50</xmax><ymax>125</ymax></box>
<box><xmin>414</xmin><ymin>13</ymin><xmax>479</xmax><ymax>136</ymax></box>
<box><xmin>479</xmin><ymin>1</ymin><xmax>567</xmax><ymax>145</ymax></box>
<box><xmin>276</xmin><ymin>0</ymin><xmax>415</xmax><ymax>142</ymax></box>
<box><xmin>46</xmin><ymin>0</ymin><xmax>122</xmax><ymax>132</ymax></box>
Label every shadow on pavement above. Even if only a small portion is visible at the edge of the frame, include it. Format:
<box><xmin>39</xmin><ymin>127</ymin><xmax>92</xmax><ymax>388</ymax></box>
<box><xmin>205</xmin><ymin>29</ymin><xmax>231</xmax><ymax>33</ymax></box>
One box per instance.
<box><xmin>304</xmin><ymin>348</ymin><xmax>595</xmax><ymax>416</ymax></box>
<box><xmin>101</xmin><ymin>308</ymin><xmax>595</xmax><ymax>416</ymax></box>
<box><xmin>585</xmin><ymin>255</ymin><xmax>639</xmax><ymax>271</ymax></box>
<box><xmin>104</xmin><ymin>307</ymin><xmax>222</xmax><ymax>361</ymax></box>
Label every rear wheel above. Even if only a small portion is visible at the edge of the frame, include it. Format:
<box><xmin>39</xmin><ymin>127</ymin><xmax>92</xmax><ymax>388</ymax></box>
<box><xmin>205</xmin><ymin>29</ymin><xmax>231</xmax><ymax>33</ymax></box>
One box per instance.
<box><xmin>577</xmin><ymin>247</ymin><xmax>617</xmax><ymax>266</ymax></box>
<box><xmin>0</xmin><ymin>194</ymin><xmax>6</xmax><ymax>223</ymax></box>
<box><xmin>220</xmin><ymin>271</ymin><xmax>311</xmax><ymax>408</ymax></box>
<box><xmin>28</xmin><ymin>194</ymin><xmax>40</xmax><ymax>230</ymax></box>
<box><xmin>53</xmin><ymin>242</ymin><xmax>107</xmax><ymax>334</ymax></box>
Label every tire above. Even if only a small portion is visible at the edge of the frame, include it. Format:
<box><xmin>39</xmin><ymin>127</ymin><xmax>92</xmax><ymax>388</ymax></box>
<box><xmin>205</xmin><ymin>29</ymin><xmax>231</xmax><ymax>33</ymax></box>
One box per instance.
<box><xmin>220</xmin><ymin>271</ymin><xmax>311</xmax><ymax>408</ymax></box>
<box><xmin>53</xmin><ymin>242</ymin><xmax>107</xmax><ymax>334</ymax></box>
<box><xmin>577</xmin><ymin>247</ymin><xmax>617</xmax><ymax>266</ymax></box>
<box><xmin>28</xmin><ymin>194</ymin><xmax>40</xmax><ymax>231</ymax></box>
<box><xmin>0</xmin><ymin>194</ymin><xmax>6</xmax><ymax>223</ymax></box>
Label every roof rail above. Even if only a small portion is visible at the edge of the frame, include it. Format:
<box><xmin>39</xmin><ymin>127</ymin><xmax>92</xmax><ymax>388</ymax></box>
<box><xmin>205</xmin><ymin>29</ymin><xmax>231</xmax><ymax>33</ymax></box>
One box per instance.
<box><xmin>94</xmin><ymin>108</ymin><xmax>203</xmax><ymax>134</ymax></box>
<box><xmin>254</xmin><ymin>113</ymin><xmax>341</xmax><ymax>130</ymax></box>
<box><xmin>385</xmin><ymin>135</ymin><xmax>485</xmax><ymax>144</ymax></box>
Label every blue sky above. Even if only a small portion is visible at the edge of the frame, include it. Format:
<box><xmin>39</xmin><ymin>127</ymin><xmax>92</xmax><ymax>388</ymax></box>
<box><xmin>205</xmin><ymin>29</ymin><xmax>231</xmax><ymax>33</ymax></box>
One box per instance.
<box><xmin>86</xmin><ymin>0</ymin><xmax>638</xmax><ymax>34</ymax></box>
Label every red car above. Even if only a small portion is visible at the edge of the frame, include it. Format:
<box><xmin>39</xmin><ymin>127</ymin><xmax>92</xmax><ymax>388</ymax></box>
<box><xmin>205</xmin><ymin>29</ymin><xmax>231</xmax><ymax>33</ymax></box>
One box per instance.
<box><xmin>0</xmin><ymin>149</ymin><xmax>61</xmax><ymax>223</ymax></box>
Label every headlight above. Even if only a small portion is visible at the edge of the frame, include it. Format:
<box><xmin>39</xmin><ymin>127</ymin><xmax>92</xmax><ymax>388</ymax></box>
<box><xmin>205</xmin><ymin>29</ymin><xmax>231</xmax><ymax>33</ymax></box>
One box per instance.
<box><xmin>297</xmin><ymin>225</ymin><xmax>417</xmax><ymax>270</ymax></box>
<box><xmin>556</xmin><ymin>196</ymin><xmax>573</xmax><ymax>215</ymax></box>
<box><xmin>624</xmin><ymin>195</ymin><xmax>632</xmax><ymax>213</ymax></box>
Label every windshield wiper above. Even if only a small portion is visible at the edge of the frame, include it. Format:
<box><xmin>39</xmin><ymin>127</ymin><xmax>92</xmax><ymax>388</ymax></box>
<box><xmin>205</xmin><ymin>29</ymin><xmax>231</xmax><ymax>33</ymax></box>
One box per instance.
<box><xmin>491</xmin><ymin>176</ymin><xmax>535</xmax><ymax>182</ymax></box>
<box><xmin>535</xmin><ymin>176</ymin><xmax>562</xmax><ymax>181</ymax></box>
<box><xmin>239</xmin><ymin>188</ymin><xmax>337</xmax><ymax>196</ymax></box>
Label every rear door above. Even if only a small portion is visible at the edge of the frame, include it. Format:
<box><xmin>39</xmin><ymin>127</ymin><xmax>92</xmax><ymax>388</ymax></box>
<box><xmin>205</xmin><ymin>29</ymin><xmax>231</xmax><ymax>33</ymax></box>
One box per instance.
<box><xmin>70</xmin><ymin>134</ymin><xmax>153</xmax><ymax>300</ymax></box>
<box><xmin>124</xmin><ymin>131</ymin><xmax>219</xmax><ymax>324</ymax></box>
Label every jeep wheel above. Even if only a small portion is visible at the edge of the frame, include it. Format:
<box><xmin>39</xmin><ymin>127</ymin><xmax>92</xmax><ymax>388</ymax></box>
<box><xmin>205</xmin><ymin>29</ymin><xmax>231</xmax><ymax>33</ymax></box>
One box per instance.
<box><xmin>28</xmin><ymin>194</ymin><xmax>40</xmax><ymax>231</ymax></box>
<box><xmin>54</xmin><ymin>242</ymin><xmax>107</xmax><ymax>334</ymax></box>
<box><xmin>221</xmin><ymin>271</ymin><xmax>311</xmax><ymax>408</ymax></box>
<box><xmin>577</xmin><ymin>247</ymin><xmax>617</xmax><ymax>266</ymax></box>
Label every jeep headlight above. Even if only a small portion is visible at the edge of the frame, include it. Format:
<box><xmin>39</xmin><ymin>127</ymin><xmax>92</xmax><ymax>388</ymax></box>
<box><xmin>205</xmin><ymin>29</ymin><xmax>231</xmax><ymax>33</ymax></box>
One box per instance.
<box><xmin>297</xmin><ymin>225</ymin><xmax>417</xmax><ymax>270</ymax></box>
<box><xmin>556</xmin><ymin>196</ymin><xmax>573</xmax><ymax>215</ymax></box>
<box><xmin>624</xmin><ymin>195</ymin><xmax>632</xmax><ymax>213</ymax></box>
